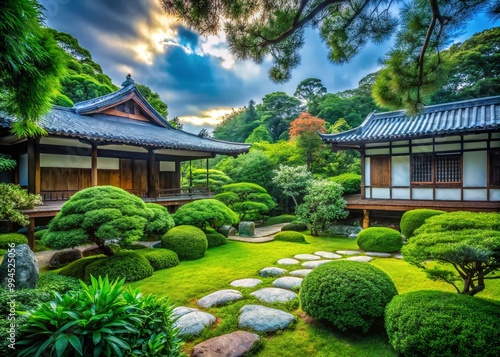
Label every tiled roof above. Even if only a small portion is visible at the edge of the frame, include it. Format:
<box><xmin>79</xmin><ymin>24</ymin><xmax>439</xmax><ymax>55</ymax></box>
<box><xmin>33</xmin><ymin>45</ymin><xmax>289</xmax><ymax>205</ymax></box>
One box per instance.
<box><xmin>320</xmin><ymin>96</ymin><xmax>500</xmax><ymax>145</ymax></box>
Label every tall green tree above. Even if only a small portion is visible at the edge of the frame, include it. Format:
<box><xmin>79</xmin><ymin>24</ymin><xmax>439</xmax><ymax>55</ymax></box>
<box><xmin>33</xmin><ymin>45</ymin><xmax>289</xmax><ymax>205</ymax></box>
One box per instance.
<box><xmin>136</xmin><ymin>83</ymin><xmax>169</xmax><ymax>118</ymax></box>
<box><xmin>258</xmin><ymin>92</ymin><xmax>302</xmax><ymax>141</ymax></box>
<box><xmin>294</xmin><ymin>78</ymin><xmax>327</xmax><ymax>113</ymax></box>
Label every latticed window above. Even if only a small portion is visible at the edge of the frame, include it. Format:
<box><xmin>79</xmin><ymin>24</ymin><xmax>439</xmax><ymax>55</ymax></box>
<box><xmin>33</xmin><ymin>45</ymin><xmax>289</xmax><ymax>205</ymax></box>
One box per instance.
<box><xmin>411</xmin><ymin>154</ymin><xmax>461</xmax><ymax>183</ymax></box>
<box><xmin>491</xmin><ymin>151</ymin><xmax>500</xmax><ymax>186</ymax></box>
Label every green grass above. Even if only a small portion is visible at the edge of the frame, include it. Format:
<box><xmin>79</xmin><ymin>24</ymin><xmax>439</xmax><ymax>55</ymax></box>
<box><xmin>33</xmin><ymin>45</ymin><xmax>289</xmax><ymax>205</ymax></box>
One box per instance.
<box><xmin>263</xmin><ymin>214</ymin><xmax>296</xmax><ymax>226</ymax></box>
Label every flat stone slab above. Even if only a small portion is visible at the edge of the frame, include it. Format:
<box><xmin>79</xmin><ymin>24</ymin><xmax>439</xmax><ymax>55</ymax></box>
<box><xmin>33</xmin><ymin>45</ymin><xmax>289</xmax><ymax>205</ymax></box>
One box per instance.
<box><xmin>277</xmin><ymin>258</ymin><xmax>300</xmax><ymax>265</ymax></box>
<box><xmin>302</xmin><ymin>260</ymin><xmax>333</xmax><ymax>269</ymax></box>
<box><xmin>191</xmin><ymin>330</ymin><xmax>260</xmax><ymax>357</ymax></box>
<box><xmin>365</xmin><ymin>252</ymin><xmax>392</xmax><ymax>258</ymax></box>
<box><xmin>239</xmin><ymin>305</ymin><xmax>295</xmax><ymax>333</ymax></box>
<box><xmin>251</xmin><ymin>287</ymin><xmax>297</xmax><ymax>303</ymax></box>
<box><xmin>294</xmin><ymin>254</ymin><xmax>321</xmax><ymax>261</ymax></box>
<box><xmin>259</xmin><ymin>267</ymin><xmax>287</xmax><ymax>277</ymax></box>
<box><xmin>314</xmin><ymin>251</ymin><xmax>342</xmax><ymax>259</ymax></box>
<box><xmin>348</xmin><ymin>233</ymin><xmax>359</xmax><ymax>239</ymax></box>
<box><xmin>230</xmin><ymin>278</ymin><xmax>262</xmax><ymax>288</ymax></box>
<box><xmin>336</xmin><ymin>250</ymin><xmax>361</xmax><ymax>255</ymax></box>
<box><xmin>289</xmin><ymin>269</ymin><xmax>313</xmax><ymax>277</ymax></box>
<box><xmin>198</xmin><ymin>289</ymin><xmax>243</xmax><ymax>308</ymax></box>
<box><xmin>346</xmin><ymin>256</ymin><xmax>373</xmax><ymax>263</ymax></box>
<box><xmin>394</xmin><ymin>253</ymin><xmax>403</xmax><ymax>259</ymax></box>
<box><xmin>273</xmin><ymin>277</ymin><xmax>303</xmax><ymax>290</ymax></box>
<box><xmin>173</xmin><ymin>307</ymin><xmax>216</xmax><ymax>338</ymax></box>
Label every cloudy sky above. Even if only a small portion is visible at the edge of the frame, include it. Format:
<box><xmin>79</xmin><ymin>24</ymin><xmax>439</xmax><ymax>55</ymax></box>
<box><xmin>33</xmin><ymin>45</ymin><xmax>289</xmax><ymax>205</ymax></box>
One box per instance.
<box><xmin>40</xmin><ymin>0</ymin><xmax>496</xmax><ymax>134</ymax></box>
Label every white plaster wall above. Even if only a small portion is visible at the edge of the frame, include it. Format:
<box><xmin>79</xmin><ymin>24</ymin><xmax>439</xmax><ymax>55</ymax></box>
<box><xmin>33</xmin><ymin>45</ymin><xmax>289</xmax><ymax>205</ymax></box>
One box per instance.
<box><xmin>490</xmin><ymin>189</ymin><xmax>500</xmax><ymax>201</ymax></box>
<box><xmin>491</xmin><ymin>141</ymin><xmax>500</xmax><ymax>148</ymax></box>
<box><xmin>412</xmin><ymin>188</ymin><xmax>433</xmax><ymax>200</ymax></box>
<box><xmin>463</xmin><ymin>189</ymin><xmax>487</xmax><ymax>201</ymax></box>
<box><xmin>19</xmin><ymin>154</ymin><xmax>28</xmax><ymax>186</ymax></box>
<box><xmin>365</xmin><ymin>148</ymin><xmax>390</xmax><ymax>156</ymax></box>
<box><xmin>391</xmin><ymin>156</ymin><xmax>410</xmax><ymax>186</ymax></box>
<box><xmin>392</xmin><ymin>147</ymin><xmax>409</xmax><ymax>154</ymax></box>
<box><xmin>412</xmin><ymin>145</ymin><xmax>433</xmax><ymax>153</ymax></box>
<box><xmin>392</xmin><ymin>188</ymin><xmax>410</xmax><ymax>199</ymax></box>
<box><xmin>434</xmin><ymin>143</ymin><xmax>461</xmax><ymax>152</ymax></box>
<box><xmin>160</xmin><ymin>161</ymin><xmax>175</xmax><ymax>172</ymax></box>
<box><xmin>365</xmin><ymin>187</ymin><xmax>371</xmax><ymax>198</ymax></box>
<box><xmin>464</xmin><ymin>133</ymin><xmax>489</xmax><ymax>141</ymax></box>
<box><xmin>365</xmin><ymin>158</ymin><xmax>370</xmax><ymax>186</ymax></box>
<box><xmin>435</xmin><ymin>136</ymin><xmax>460</xmax><ymax>143</ymax></box>
<box><xmin>372</xmin><ymin>188</ymin><xmax>390</xmax><ymax>199</ymax></box>
<box><xmin>40</xmin><ymin>154</ymin><xmax>119</xmax><ymax>170</ymax></box>
<box><xmin>464</xmin><ymin>142</ymin><xmax>487</xmax><ymax>150</ymax></box>
<box><xmin>435</xmin><ymin>188</ymin><xmax>461</xmax><ymax>200</ymax></box>
<box><xmin>463</xmin><ymin>151</ymin><xmax>487</xmax><ymax>187</ymax></box>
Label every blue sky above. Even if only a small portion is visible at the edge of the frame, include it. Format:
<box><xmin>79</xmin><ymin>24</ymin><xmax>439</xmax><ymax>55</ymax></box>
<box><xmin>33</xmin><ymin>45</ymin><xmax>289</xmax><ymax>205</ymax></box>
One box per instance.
<box><xmin>40</xmin><ymin>0</ymin><xmax>497</xmax><ymax>134</ymax></box>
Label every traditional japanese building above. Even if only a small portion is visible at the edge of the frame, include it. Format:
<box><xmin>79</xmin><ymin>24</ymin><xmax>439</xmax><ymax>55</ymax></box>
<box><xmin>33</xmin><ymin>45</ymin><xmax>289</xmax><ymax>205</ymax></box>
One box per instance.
<box><xmin>320</xmin><ymin>96</ymin><xmax>500</xmax><ymax>227</ymax></box>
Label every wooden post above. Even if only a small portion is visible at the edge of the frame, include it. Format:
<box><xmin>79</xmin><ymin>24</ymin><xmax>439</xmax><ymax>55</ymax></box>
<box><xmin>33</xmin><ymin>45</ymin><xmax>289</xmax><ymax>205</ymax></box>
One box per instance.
<box><xmin>206</xmin><ymin>158</ymin><xmax>209</xmax><ymax>193</ymax></box>
<box><xmin>174</xmin><ymin>161</ymin><xmax>181</xmax><ymax>190</ymax></box>
<box><xmin>27</xmin><ymin>218</ymin><xmax>35</xmax><ymax>250</ymax></box>
<box><xmin>91</xmin><ymin>144</ymin><xmax>98</xmax><ymax>186</ymax></box>
<box><xmin>147</xmin><ymin>149</ymin><xmax>157</xmax><ymax>198</ymax></box>
<box><xmin>360</xmin><ymin>151</ymin><xmax>366</xmax><ymax>199</ymax></box>
<box><xmin>362</xmin><ymin>209</ymin><xmax>370</xmax><ymax>229</ymax></box>
<box><xmin>27</xmin><ymin>138</ymin><xmax>40</xmax><ymax>194</ymax></box>
<box><xmin>189</xmin><ymin>160</ymin><xmax>193</xmax><ymax>192</ymax></box>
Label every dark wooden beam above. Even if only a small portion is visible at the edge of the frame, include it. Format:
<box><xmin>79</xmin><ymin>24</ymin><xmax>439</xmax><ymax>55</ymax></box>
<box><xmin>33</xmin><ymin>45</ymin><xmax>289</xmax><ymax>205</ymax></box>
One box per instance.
<box><xmin>148</xmin><ymin>149</ymin><xmax>157</xmax><ymax>197</ymax></box>
<box><xmin>91</xmin><ymin>144</ymin><xmax>98</xmax><ymax>186</ymax></box>
<box><xmin>27</xmin><ymin>138</ymin><xmax>40</xmax><ymax>194</ymax></box>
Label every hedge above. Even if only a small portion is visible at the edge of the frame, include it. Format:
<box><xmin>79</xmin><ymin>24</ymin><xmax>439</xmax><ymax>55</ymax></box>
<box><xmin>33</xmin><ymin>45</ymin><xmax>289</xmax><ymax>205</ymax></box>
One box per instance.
<box><xmin>161</xmin><ymin>225</ymin><xmax>208</xmax><ymax>260</ymax></box>
<box><xmin>281</xmin><ymin>222</ymin><xmax>308</xmax><ymax>232</ymax></box>
<box><xmin>137</xmin><ymin>248</ymin><xmax>179</xmax><ymax>271</ymax></box>
<box><xmin>206</xmin><ymin>232</ymin><xmax>227</xmax><ymax>248</ymax></box>
<box><xmin>0</xmin><ymin>233</ymin><xmax>28</xmax><ymax>249</ymax></box>
<box><xmin>400</xmin><ymin>209</ymin><xmax>445</xmax><ymax>239</ymax></box>
<box><xmin>274</xmin><ymin>231</ymin><xmax>306</xmax><ymax>243</ymax></box>
<box><xmin>58</xmin><ymin>255</ymin><xmax>106</xmax><ymax>279</ymax></box>
<box><xmin>357</xmin><ymin>227</ymin><xmax>403</xmax><ymax>252</ymax></box>
<box><xmin>329</xmin><ymin>173</ymin><xmax>361</xmax><ymax>195</ymax></box>
<box><xmin>84</xmin><ymin>251</ymin><xmax>154</xmax><ymax>283</ymax></box>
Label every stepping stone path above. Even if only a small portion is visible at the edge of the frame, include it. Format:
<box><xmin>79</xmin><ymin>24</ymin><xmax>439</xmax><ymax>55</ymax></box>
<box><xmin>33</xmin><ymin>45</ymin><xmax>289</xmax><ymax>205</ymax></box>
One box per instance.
<box><xmin>394</xmin><ymin>253</ymin><xmax>403</xmax><ymax>259</ymax></box>
<box><xmin>346</xmin><ymin>256</ymin><xmax>373</xmax><ymax>263</ymax></box>
<box><xmin>172</xmin><ymin>307</ymin><xmax>216</xmax><ymax>338</ymax></box>
<box><xmin>230</xmin><ymin>278</ymin><xmax>262</xmax><ymax>288</ymax></box>
<box><xmin>314</xmin><ymin>251</ymin><xmax>342</xmax><ymax>259</ymax></box>
<box><xmin>278</xmin><ymin>258</ymin><xmax>299</xmax><ymax>265</ymax></box>
<box><xmin>259</xmin><ymin>267</ymin><xmax>287</xmax><ymax>277</ymax></box>
<box><xmin>294</xmin><ymin>253</ymin><xmax>321</xmax><ymax>260</ymax></box>
<box><xmin>289</xmin><ymin>269</ymin><xmax>313</xmax><ymax>277</ymax></box>
<box><xmin>251</xmin><ymin>287</ymin><xmax>297</xmax><ymax>303</ymax></box>
<box><xmin>197</xmin><ymin>289</ymin><xmax>243</xmax><ymax>308</ymax></box>
<box><xmin>273</xmin><ymin>276</ymin><xmax>303</xmax><ymax>290</ymax></box>
<box><xmin>365</xmin><ymin>252</ymin><xmax>392</xmax><ymax>258</ymax></box>
<box><xmin>302</xmin><ymin>260</ymin><xmax>333</xmax><ymax>269</ymax></box>
<box><xmin>239</xmin><ymin>305</ymin><xmax>295</xmax><ymax>333</ymax></box>
<box><xmin>191</xmin><ymin>331</ymin><xmax>260</xmax><ymax>357</ymax></box>
<box><xmin>348</xmin><ymin>233</ymin><xmax>358</xmax><ymax>239</ymax></box>
<box><xmin>336</xmin><ymin>250</ymin><xmax>362</xmax><ymax>255</ymax></box>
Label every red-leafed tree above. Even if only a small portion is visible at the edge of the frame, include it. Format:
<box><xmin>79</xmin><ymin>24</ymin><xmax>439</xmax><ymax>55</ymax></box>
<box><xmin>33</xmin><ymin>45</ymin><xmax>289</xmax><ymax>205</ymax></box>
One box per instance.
<box><xmin>289</xmin><ymin>113</ymin><xmax>327</xmax><ymax>172</ymax></box>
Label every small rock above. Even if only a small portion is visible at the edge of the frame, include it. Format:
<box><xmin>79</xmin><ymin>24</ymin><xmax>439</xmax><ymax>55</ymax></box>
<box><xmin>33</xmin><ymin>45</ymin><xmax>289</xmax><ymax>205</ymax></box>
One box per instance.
<box><xmin>230</xmin><ymin>278</ymin><xmax>262</xmax><ymax>288</ymax></box>
<box><xmin>191</xmin><ymin>331</ymin><xmax>260</xmax><ymax>357</ymax></box>
<box><xmin>365</xmin><ymin>252</ymin><xmax>392</xmax><ymax>258</ymax></box>
<box><xmin>152</xmin><ymin>241</ymin><xmax>162</xmax><ymax>248</ymax></box>
<box><xmin>294</xmin><ymin>254</ymin><xmax>320</xmax><ymax>261</ymax></box>
<box><xmin>251</xmin><ymin>287</ymin><xmax>297</xmax><ymax>303</ymax></box>
<box><xmin>327</xmin><ymin>225</ymin><xmax>362</xmax><ymax>237</ymax></box>
<box><xmin>314</xmin><ymin>251</ymin><xmax>342</xmax><ymax>259</ymax></box>
<box><xmin>48</xmin><ymin>249</ymin><xmax>82</xmax><ymax>269</ymax></box>
<box><xmin>393</xmin><ymin>253</ymin><xmax>403</xmax><ymax>259</ymax></box>
<box><xmin>259</xmin><ymin>267</ymin><xmax>287</xmax><ymax>277</ymax></box>
<box><xmin>336</xmin><ymin>250</ymin><xmax>361</xmax><ymax>255</ymax></box>
<box><xmin>277</xmin><ymin>258</ymin><xmax>299</xmax><ymax>265</ymax></box>
<box><xmin>273</xmin><ymin>277</ymin><xmax>303</xmax><ymax>290</ymax></box>
<box><xmin>172</xmin><ymin>306</ymin><xmax>198</xmax><ymax>319</ymax></box>
<box><xmin>173</xmin><ymin>308</ymin><xmax>216</xmax><ymax>338</ymax></box>
<box><xmin>82</xmin><ymin>246</ymin><xmax>104</xmax><ymax>257</ymax></box>
<box><xmin>0</xmin><ymin>244</ymin><xmax>38</xmax><ymax>289</ymax></box>
<box><xmin>239</xmin><ymin>221</ymin><xmax>255</xmax><ymax>237</ymax></box>
<box><xmin>346</xmin><ymin>256</ymin><xmax>373</xmax><ymax>262</ymax></box>
<box><xmin>302</xmin><ymin>260</ymin><xmax>333</xmax><ymax>269</ymax></box>
<box><xmin>239</xmin><ymin>305</ymin><xmax>295</xmax><ymax>333</ymax></box>
<box><xmin>348</xmin><ymin>233</ymin><xmax>358</xmax><ymax>239</ymax></box>
<box><xmin>289</xmin><ymin>269</ymin><xmax>313</xmax><ymax>277</ymax></box>
<box><xmin>198</xmin><ymin>289</ymin><xmax>243</xmax><ymax>308</ymax></box>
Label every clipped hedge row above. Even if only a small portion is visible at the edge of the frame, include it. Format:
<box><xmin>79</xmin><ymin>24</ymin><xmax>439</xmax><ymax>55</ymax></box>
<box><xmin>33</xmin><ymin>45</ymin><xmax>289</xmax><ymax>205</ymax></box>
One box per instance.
<box><xmin>274</xmin><ymin>231</ymin><xmax>306</xmax><ymax>243</ymax></box>
<box><xmin>357</xmin><ymin>227</ymin><xmax>402</xmax><ymax>253</ymax></box>
<box><xmin>400</xmin><ymin>209</ymin><xmax>444</xmax><ymax>239</ymax></box>
<box><xmin>281</xmin><ymin>222</ymin><xmax>308</xmax><ymax>232</ymax></box>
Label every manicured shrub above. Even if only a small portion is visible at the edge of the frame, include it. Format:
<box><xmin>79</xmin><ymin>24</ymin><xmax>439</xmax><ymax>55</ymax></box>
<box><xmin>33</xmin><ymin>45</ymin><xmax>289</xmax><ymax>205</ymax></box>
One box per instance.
<box><xmin>281</xmin><ymin>222</ymin><xmax>308</xmax><ymax>232</ymax></box>
<box><xmin>385</xmin><ymin>290</ymin><xmax>500</xmax><ymax>357</ymax></box>
<box><xmin>274</xmin><ymin>231</ymin><xmax>306</xmax><ymax>243</ymax></box>
<box><xmin>400</xmin><ymin>209</ymin><xmax>444</xmax><ymax>239</ymax></box>
<box><xmin>330</xmin><ymin>173</ymin><xmax>361</xmax><ymax>195</ymax></box>
<box><xmin>300</xmin><ymin>260</ymin><xmax>398</xmax><ymax>333</ymax></box>
<box><xmin>84</xmin><ymin>251</ymin><xmax>154</xmax><ymax>283</ymax></box>
<box><xmin>161</xmin><ymin>225</ymin><xmax>208</xmax><ymax>260</ymax></box>
<box><xmin>33</xmin><ymin>240</ymin><xmax>50</xmax><ymax>252</ymax></box>
<box><xmin>265</xmin><ymin>214</ymin><xmax>296</xmax><ymax>226</ymax></box>
<box><xmin>0</xmin><ymin>233</ymin><xmax>27</xmax><ymax>249</ymax></box>
<box><xmin>48</xmin><ymin>248</ymin><xmax>83</xmax><ymax>269</ymax></box>
<box><xmin>17</xmin><ymin>276</ymin><xmax>183</xmax><ymax>357</ymax></box>
<box><xmin>137</xmin><ymin>248</ymin><xmax>179</xmax><ymax>271</ymax></box>
<box><xmin>58</xmin><ymin>255</ymin><xmax>106</xmax><ymax>279</ymax></box>
<box><xmin>34</xmin><ymin>229</ymin><xmax>47</xmax><ymax>240</ymax></box>
<box><xmin>143</xmin><ymin>203</ymin><xmax>175</xmax><ymax>240</ymax></box>
<box><xmin>173</xmin><ymin>199</ymin><xmax>239</xmax><ymax>231</ymax></box>
<box><xmin>0</xmin><ymin>183</ymin><xmax>42</xmax><ymax>226</ymax></box>
<box><xmin>206</xmin><ymin>232</ymin><xmax>227</xmax><ymax>248</ymax></box>
<box><xmin>357</xmin><ymin>227</ymin><xmax>403</xmax><ymax>252</ymax></box>
<box><xmin>36</xmin><ymin>273</ymin><xmax>81</xmax><ymax>294</ymax></box>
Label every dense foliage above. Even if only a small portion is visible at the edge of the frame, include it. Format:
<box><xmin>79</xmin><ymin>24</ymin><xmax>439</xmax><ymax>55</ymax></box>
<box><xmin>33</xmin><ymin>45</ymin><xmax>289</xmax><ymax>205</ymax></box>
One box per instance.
<box><xmin>400</xmin><ymin>208</ymin><xmax>445</xmax><ymax>239</ymax></box>
<box><xmin>357</xmin><ymin>227</ymin><xmax>403</xmax><ymax>253</ymax></box>
<box><xmin>43</xmin><ymin>186</ymin><xmax>155</xmax><ymax>256</ymax></box>
<box><xmin>85</xmin><ymin>251</ymin><xmax>154</xmax><ymax>283</ymax></box>
<box><xmin>280</xmin><ymin>222</ymin><xmax>308</xmax><ymax>232</ymax></box>
<box><xmin>0</xmin><ymin>183</ymin><xmax>42</xmax><ymax>226</ymax></box>
<box><xmin>274</xmin><ymin>231</ymin><xmax>306</xmax><ymax>243</ymax></box>
<box><xmin>329</xmin><ymin>173</ymin><xmax>361</xmax><ymax>195</ymax></box>
<box><xmin>0</xmin><ymin>233</ymin><xmax>28</xmax><ymax>249</ymax></box>
<box><xmin>18</xmin><ymin>276</ymin><xmax>183</xmax><ymax>357</ymax></box>
<box><xmin>143</xmin><ymin>203</ymin><xmax>175</xmax><ymax>240</ymax></box>
<box><xmin>300</xmin><ymin>260</ymin><xmax>397</xmax><ymax>333</ymax></box>
<box><xmin>58</xmin><ymin>255</ymin><xmax>106</xmax><ymax>280</ymax></box>
<box><xmin>205</xmin><ymin>231</ymin><xmax>228</xmax><ymax>248</ymax></box>
<box><xmin>137</xmin><ymin>248</ymin><xmax>179</xmax><ymax>271</ymax></box>
<box><xmin>215</xmin><ymin>183</ymin><xmax>275</xmax><ymax>221</ymax></box>
<box><xmin>161</xmin><ymin>225</ymin><xmax>208</xmax><ymax>260</ymax></box>
<box><xmin>296</xmin><ymin>180</ymin><xmax>347</xmax><ymax>236</ymax></box>
<box><xmin>182</xmin><ymin>168</ymin><xmax>232</xmax><ymax>193</ymax></box>
<box><xmin>173</xmin><ymin>199</ymin><xmax>239</xmax><ymax>231</ymax></box>
<box><xmin>403</xmin><ymin>211</ymin><xmax>500</xmax><ymax>295</ymax></box>
<box><xmin>385</xmin><ymin>290</ymin><xmax>500</xmax><ymax>357</ymax></box>
<box><xmin>272</xmin><ymin>165</ymin><xmax>313</xmax><ymax>206</ymax></box>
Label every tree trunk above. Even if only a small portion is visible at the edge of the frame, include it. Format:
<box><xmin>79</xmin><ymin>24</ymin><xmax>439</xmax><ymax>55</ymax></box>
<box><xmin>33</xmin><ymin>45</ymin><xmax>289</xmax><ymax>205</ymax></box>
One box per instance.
<box><xmin>311</xmin><ymin>228</ymin><xmax>318</xmax><ymax>236</ymax></box>
<box><xmin>101</xmin><ymin>244</ymin><xmax>115</xmax><ymax>257</ymax></box>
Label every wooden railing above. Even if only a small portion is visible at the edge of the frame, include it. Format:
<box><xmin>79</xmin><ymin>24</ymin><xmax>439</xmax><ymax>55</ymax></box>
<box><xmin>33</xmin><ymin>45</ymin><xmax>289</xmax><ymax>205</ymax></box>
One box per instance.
<box><xmin>40</xmin><ymin>190</ymin><xmax>79</xmax><ymax>201</ymax></box>
<box><xmin>158</xmin><ymin>187</ymin><xmax>210</xmax><ymax>197</ymax></box>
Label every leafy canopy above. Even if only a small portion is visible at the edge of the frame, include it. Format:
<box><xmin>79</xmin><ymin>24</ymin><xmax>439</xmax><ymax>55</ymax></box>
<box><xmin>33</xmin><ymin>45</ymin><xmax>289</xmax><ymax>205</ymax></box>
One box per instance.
<box><xmin>0</xmin><ymin>183</ymin><xmax>42</xmax><ymax>226</ymax></box>
<box><xmin>172</xmin><ymin>199</ymin><xmax>239</xmax><ymax>231</ymax></box>
<box><xmin>272</xmin><ymin>164</ymin><xmax>313</xmax><ymax>206</ymax></box>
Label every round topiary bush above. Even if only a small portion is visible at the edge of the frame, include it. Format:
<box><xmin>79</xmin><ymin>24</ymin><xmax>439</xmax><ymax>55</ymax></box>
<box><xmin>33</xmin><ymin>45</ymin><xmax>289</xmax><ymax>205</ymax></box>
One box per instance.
<box><xmin>34</xmin><ymin>229</ymin><xmax>47</xmax><ymax>240</ymax></box>
<box><xmin>58</xmin><ymin>255</ymin><xmax>106</xmax><ymax>279</ymax></box>
<box><xmin>300</xmin><ymin>260</ymin><xmax>398</xmax><ymax>333</ymax></box>
<box><xmin>274</xmin><ymin>231</ymin><xmax>306</xmax><ymax>243</ymax></box>
<box><xmin>357</xmin><ymin>227</ymin><xmax>403</xmax><ymax>252</ymax></box>
<box><xmin>206</xmin><ymin>232</ymin><xmax>227</xmax><ymax>248</ymax></box>
<box><xmin>0</xmin><ymin>233</ymin><xmax>28</xmax><ymax>249</ymax></box>
<box><xmin>161</xmin><ymin>225</ymin><xmax>208</xmax><ymax>260</ymax></box>
<box><xmin>84</xmin><ymin>251</ymin><xmax>154</xmax><ymax>283</ymax></box>
<box><xmin>330</xmin><ymin>173</ymin><xmax>361</xmax><ymax>195</ymax></box>
<box><xmin>385</xmin><ymin>290</ymin><xmax>500</xmax><ymax>357</ymax></box>
<box><xmin>400</xmin><ymin>209</ymin><xmax>444</xmax><ymax>239</ymax></box>
<box><xmin>281</xmin><ymin>222</ymin><xmax>308</xmax><ymax>232</ymax></box>
<box><xmin>137</xmin><ymin>248</ymin><xmax>179</xmax><ymax>271</ymax></box>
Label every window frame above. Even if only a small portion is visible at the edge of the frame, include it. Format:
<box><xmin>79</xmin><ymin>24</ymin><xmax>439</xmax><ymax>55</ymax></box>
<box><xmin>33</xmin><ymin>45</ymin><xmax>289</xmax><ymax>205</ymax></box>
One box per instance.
<box><xmin>410</xmin><ymin>153</ymin><xmax>462</xmax><ymax>186</ymax></box>
<box><xmin>490</xmin><ymin>150</ymin><xmax>500</xmax><ymax>188</ymax></box>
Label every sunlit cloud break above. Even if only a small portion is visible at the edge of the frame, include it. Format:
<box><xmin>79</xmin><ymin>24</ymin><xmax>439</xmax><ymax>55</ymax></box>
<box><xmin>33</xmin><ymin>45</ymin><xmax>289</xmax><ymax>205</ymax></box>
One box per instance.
<box><xmin>179</xmin><ymin>108</ymin><xmax>236</xmax><ymax>127</ymax></box>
